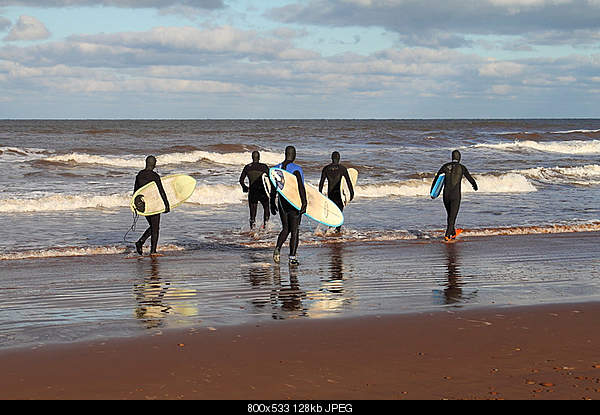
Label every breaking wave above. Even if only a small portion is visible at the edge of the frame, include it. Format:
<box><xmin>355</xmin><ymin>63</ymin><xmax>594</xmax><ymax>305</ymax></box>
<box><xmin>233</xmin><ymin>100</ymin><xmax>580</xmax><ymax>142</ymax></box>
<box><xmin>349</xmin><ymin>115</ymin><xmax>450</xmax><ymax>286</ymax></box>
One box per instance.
<box><xmin>43</xmin><ymin>150</ymin><xmax>282</xmax><ymax>168</ymax></box>
<box><xmin>474</xmin><ymin>139</ymin><xmax>600</xmax><ymax>154</ymax></box>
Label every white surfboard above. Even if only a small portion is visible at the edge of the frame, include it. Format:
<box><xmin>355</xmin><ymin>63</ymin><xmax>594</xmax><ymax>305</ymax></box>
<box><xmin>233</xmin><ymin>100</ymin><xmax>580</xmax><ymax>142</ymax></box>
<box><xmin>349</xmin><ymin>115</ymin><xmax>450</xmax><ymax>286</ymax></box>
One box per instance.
<box><xmin>130</xmin><ymin>174</ymin><xmax>196</xmax><ymax>216</ymax></box>
<box><xmin>340</xmin><ymin>168</ymin><xmax>358</xmax><ymax>207</ymax></box>
<box><xmin>269</xmin><ymin>167</ymin><xmax>344</xmax><ymax>228</ymax></box>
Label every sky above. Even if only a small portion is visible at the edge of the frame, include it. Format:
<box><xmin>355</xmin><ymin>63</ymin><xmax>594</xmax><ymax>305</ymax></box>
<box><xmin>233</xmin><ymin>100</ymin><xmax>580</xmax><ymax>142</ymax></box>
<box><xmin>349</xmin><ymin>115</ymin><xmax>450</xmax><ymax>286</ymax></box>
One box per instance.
<box><xmin>0</xmin><ymin>0</ymin><xmax>599</xmax><ymax>119</ymax></box>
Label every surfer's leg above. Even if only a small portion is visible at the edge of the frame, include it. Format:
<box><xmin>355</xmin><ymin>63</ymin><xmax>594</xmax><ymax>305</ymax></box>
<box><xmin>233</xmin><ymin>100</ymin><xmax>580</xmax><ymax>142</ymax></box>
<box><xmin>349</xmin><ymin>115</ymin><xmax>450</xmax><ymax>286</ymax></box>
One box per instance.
<box><xmin>148</xmin><ymin>214</ymin><xmax>161</xmax><ymax>254</ymax></box>
<box><xmin>329</xmin><ymin>191</ymin><xmax>344</xmax><ymax>233</ymax></box>
<box><xmin>445</xmin><ymin>198</ymin><xmax>460</xmax><ymax>238</ymax></box>
<box><xmin>136</xmin><ymin>217</ymin><xmax>153</xmax><ymax>253</ymax></box>
<box><xmin>249</xmin><ymin>201</ymin><xmax>258</xmax><ymax>229</ymax></box>
<box><xmin>289</xmin><ymin>212</ymin><xmax>301</xmax><ymax>258</ymax></box>
<box><xmin>259</xmin><ymin>195</ymin><xmax>270</xmax><ymax>227</ymax></box>
<box><xmin>276</xmin><ymin>205</ymin><xmax>290</xmax><ymax>251</ymax></box>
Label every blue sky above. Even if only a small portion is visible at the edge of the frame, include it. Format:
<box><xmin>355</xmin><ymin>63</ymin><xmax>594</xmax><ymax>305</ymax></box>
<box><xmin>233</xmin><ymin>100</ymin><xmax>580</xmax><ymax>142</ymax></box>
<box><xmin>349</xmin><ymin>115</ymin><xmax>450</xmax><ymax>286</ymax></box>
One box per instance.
<box><xmin>1</xmin><ymin>0</ymin><xmax>599</xmax><ymax>118</ymax></box>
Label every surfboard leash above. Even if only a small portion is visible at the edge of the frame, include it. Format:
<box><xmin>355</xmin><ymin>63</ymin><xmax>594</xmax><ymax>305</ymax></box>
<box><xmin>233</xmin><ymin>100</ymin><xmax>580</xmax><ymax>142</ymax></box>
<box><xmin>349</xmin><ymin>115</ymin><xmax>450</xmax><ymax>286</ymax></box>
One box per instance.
<box><xmin>123</xmin><ymin>210</ymin><xmax>140</xmax><ymax>244</ymax></box>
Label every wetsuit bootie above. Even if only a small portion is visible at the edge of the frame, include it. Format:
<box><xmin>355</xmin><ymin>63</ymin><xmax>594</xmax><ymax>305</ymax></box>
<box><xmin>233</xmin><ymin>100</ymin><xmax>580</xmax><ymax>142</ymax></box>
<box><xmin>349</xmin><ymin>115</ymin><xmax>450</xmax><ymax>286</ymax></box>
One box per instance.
<box><xmin>273</xmin><ymin>248</ymin><xmax>280</xmax><ymax>263</ymax></box>
<box><xmin>289</xmin><ymin>256</ymin><xmax>299</xmax><ymax>266</ymax></box>
<box><xmin>135</xmin><ymin>241</ymin><xmax>143</xmax><ymax>255</ymax></box>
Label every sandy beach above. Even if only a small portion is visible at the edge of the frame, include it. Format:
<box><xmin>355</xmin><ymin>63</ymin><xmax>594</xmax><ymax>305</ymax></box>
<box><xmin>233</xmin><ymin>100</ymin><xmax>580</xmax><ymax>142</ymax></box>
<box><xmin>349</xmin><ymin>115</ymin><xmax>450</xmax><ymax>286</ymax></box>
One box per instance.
<box><xmin>1</xmin><ymin>301</ymin><xmax>600</xmax><ymax>401</ymax></box>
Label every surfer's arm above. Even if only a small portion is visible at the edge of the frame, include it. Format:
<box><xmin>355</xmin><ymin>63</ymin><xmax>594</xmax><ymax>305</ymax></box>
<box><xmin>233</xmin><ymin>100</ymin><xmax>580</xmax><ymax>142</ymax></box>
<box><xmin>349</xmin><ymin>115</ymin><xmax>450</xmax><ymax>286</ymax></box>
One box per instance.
<box><xmin>239</xmin><ymin>166</ymin><xmax>249</xmax><ymax>193</ymax></box>
<box><xmin>463</xmin><ymin>166</ymin><xmax>478</xmax><ymax>191</ymax></box>
<box><xmin>155</xmin><ymin>176</ymin><xmax>170</xmax><ymax>213</ymax></box>
<box><xmin>295</xmin><ymin>171</ymin><xmax>307</xmax><ymax>215</ymax></box>
<box><xmin>342</xmin><ymin>167</ymin><xmax>354</xmax><ymax>201</ymax></box>
<box><xmin>134</xmin><ymin>176</ymin><xmax>140</xmax><ymax>193</ymax></box>
<box><xmin>318</xmin><ymin>167</ymin><xmax>327</xmax><ymax>193</ymax></box>
<box><xmin>269</xmin><ymin>183</ymin><xmax>278</xmax><ymax>215</ymax></box>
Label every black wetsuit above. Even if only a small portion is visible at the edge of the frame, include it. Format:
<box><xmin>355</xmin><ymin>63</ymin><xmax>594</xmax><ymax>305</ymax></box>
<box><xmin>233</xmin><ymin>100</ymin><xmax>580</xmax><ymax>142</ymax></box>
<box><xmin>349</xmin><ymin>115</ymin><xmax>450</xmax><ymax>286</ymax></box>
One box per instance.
<box><xmin>239</xmin><ymin>161</ymin><xmax>270</xmax><ymax>228</ymax></box>
<box><xmin>272</xmin><ymin>160</ymin><xmax>307</xmax><ymax>259</ymax></box>
<box><xmin>319</xmin><ymin>162</ymin><xmax>354</xmax><ymax>213</ymax></box>
<box><xmin>134</xmin><ymin>169</ymin><xmax>170</xmax><ymax>254</ymax></box>
<box><xmin>432</xmin><ymin>160</ymin><xmax>477</xmax><ymax>238</ymax></box>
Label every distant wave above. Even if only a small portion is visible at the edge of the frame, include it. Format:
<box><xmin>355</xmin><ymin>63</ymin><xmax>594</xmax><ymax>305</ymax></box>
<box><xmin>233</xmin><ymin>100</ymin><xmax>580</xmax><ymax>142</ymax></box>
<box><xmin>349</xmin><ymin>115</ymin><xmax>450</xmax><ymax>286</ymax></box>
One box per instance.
<box><xmin>473</xmin><ymin>139</ymin><xmax>600</xmax><ymax>154</ymax></box>
<box><xmin>551</xmin><ymin>129</ymin><xmax>600</xmax><ymax>134</ymax></box>
<box><xmin>520</xmin><ymin>164</ymin><xmax>600</xmax><ymax>186</ymax></box>
<box><xmin>0</xmin><ymin>146</ymin><xmax>50</xmax><ymax>160</ymax></box>
<box><xmin>43</xmin><ymin>149</ymin><xmax>282</xmax><ymax>168</ymax></box>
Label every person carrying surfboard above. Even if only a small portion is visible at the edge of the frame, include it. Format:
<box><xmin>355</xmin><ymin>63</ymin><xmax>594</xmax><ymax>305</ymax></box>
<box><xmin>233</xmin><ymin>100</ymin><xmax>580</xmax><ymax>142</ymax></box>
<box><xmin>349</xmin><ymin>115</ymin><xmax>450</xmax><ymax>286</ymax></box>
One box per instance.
<box><xmin>318</xmin><ymin>151</ymin><xmax>354</xmax><ymax>233</ymax></box>
<box><xmin>431</xmin><ymin>150</ymin><xmax>478</xmax><ymax>241</ymax></box>
<box><xmin>133</xmin><ymin>155</ymin><xmax>170</xmax><ymax>255</ymax></box>
<box><xmin>270</xmin><ymin>145</ymin><xmax>307</xmax><ymax>266</ymax></box>
<box><xmin>239</xmin><ymin>151</ymin><xmax>270</xmax><ymax>230</ymax></box>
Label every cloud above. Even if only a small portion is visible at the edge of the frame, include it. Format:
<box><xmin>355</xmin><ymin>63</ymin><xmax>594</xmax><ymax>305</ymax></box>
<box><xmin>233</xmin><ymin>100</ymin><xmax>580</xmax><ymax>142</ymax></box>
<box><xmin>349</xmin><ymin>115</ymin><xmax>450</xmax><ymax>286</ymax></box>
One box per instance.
<box><xmin>0</xmin><ymin>16</ymin><xmax>11</xmax><ymax>31</ymax></box>
<box><xmin>4</xmin><ymin>15</ymin><xmax>50</xmax><ymax>41</ymax></box>
<box><xmin>0</xmin><ymin>0</ymin><xmax>225</xmax><ymax>8</ymax></box>
<box><xmin>267</xmin><ymin>0</ymin><xmax>600</xmax><ymax>48</ymax></box>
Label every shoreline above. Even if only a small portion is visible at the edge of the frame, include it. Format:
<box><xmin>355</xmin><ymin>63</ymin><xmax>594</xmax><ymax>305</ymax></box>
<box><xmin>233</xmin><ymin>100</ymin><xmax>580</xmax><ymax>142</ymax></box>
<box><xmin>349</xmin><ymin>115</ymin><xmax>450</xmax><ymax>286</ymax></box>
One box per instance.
<box><xmin>2</xmin><ymin>301</ymin><xmax>600</xmax><ymax>400</ymax></box>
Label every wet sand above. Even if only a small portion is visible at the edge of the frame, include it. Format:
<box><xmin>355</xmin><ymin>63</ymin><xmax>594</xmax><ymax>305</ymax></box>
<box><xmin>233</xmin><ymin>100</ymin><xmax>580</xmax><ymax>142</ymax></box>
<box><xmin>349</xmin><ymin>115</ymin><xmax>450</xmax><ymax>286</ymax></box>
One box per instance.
<box><xmin>1</xmin><ymin>302</ymin><xmax>600</xmax><ymax>400</ymax></box>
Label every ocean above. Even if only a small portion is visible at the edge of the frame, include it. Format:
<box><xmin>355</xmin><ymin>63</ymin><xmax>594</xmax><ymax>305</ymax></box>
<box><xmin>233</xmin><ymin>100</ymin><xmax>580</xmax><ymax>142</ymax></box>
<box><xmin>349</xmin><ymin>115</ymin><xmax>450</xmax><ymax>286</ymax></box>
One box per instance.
<box><xmin>1</xmin><ymin>119</ymin><xmax>599</xmax><ymax>348</ymax></box>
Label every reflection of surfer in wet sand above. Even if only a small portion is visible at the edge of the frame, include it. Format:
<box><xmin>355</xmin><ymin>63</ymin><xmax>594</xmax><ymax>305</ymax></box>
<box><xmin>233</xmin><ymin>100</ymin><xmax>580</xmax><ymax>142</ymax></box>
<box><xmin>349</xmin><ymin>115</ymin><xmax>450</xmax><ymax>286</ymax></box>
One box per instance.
<box><xmin>133</xmin><ymin>257</ymin><xmax>171</xmax><ymax>328</ymax></box>
<box><xmin>431</xmin><ymin>150</ymin><xmax>478</xmax><ymax>241</ymax></box>
<box><xmin>239</xmin><ymin>151</ymin><xmax>270</xmax><ymax>230</ymax></box>
<box><xmin>443</xmin><ymin>243</ymin><xmax>463</xmax><ymax>304</ymax></box>
<box><xmin>319</xmin><ymin>151</ymin><xmax>354</xmax><ymax>233</ymax></box>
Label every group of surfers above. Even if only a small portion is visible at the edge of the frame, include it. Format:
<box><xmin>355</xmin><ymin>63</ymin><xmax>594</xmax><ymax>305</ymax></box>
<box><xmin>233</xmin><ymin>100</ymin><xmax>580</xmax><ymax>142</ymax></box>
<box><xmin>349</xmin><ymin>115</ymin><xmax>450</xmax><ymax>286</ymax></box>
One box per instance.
<box><xmin>132</xmin><ymin>147</ymin><xmax>478</xmax><ymax>265</ymax></box>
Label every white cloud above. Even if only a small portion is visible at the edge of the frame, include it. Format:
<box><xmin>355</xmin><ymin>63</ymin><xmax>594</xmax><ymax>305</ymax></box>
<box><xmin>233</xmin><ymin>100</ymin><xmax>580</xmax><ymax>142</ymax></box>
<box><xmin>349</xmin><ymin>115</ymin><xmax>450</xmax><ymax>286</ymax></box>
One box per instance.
<box><xmin>4</xmin><ymin>15</ymin><xmax>50</xmax><ymax>41</ymax></box>
<box><xmin>0</xmin><ymin>0</ymin><xmax>224</xmax><ymax>8</ymax></box>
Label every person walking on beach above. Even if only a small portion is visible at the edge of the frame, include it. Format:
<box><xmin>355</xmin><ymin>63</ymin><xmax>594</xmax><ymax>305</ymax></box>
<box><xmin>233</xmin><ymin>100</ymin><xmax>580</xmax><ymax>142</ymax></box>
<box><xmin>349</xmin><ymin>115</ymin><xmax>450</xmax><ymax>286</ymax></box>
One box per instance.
<box><xmin>239</xmin><ymin>151</ymin><xmax>270</xmax><ymax>230</ymax></box>
<box><xmin>134</xmin><ymin>155</ymin><xmax>170</xmax><ymax>255</ymax></box>
<box><xmin>271</xmin><ymin>145</ymin><xmax>307</xmax><ymax>266</ymax></box>
<box><xmin>431</xmin><ymin>150</ymin><xmax>478</xmax><ymax>241</ymax></box>
<box><xmin>319</xmin><ymin>151</ymin><xmax>354</xmax><ymax>233</ymax></box>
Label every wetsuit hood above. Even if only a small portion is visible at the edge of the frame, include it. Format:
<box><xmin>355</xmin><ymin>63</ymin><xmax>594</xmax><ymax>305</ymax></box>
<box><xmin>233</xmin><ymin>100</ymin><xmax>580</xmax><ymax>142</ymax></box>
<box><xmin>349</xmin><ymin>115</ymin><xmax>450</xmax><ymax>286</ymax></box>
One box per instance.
<box><xmin>145</xmin><ymin>155</ymin><xmax>157</xmax><ymax>170</ymax></box>
<box><xmin>452</xmin><ymin>150</ymin><xmax>461</xmax><ymax>163</ymax></box>
<box><xmin>252</xmin><ymin>150</ymin><xmax>260</xmax><ymax>163</ymax></box>
<box><xmin>331</xmin><ymin>151</ymin><xmax>340</xmax><ymax>164</ymax></box>
<box><xmin>285</xmin><ymin>145</ymin><xmax>296</xmax><ymax>162</ymax></box>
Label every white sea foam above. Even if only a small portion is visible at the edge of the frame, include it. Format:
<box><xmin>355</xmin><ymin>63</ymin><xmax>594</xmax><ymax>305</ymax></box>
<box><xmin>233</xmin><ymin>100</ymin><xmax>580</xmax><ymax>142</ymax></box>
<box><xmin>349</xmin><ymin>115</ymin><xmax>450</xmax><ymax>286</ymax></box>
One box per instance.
<box><xmin>0</xmin><ymin>172</ymin><xmax>538</xmax><ymax>213</ymax></box>
<box><xmin>0</xmin><ymin>244</ymin><xmax>185</xmax><ymax>261</ymax></box>
<box><xmin>43</xmin><ymin>149</ymin><xmax>282</xmax><ymax>168</ymax></box>
<box><xmin>474</xmin><ymin>139</ymin><xmax>600</xmax><ymax>154</ymax></box>
<box><xmin>355</xmin><ymin>173</ymin><xmax>536</xmax><ymax>198</ymax></box>
<box><xmin>0</xmin><ymin>193</ymin><xmax>129</xmax><ymax>213</ymax></box>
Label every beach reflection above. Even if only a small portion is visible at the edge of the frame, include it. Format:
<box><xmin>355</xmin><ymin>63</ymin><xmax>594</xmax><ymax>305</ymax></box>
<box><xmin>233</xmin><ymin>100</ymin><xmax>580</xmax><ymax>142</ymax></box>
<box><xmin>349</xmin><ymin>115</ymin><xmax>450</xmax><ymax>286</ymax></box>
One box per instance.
<box><xmin>133</xmin><ymin>257</ymin><xmax>172</xmax><ymax>329</ymax></box>
<box><xmin>270</xmin><ymin>263</ymin><xmax>307</xmax><ymax>320</ymax></box>
<box><xmin>308</xmin><ymin>243</ymin><xmax>352</xmax><ymax>317</ymax></box>
<box><xmin>443</xmin><ymin>243</ymin><xmax>464</xmax><ymax>305</ymax></box>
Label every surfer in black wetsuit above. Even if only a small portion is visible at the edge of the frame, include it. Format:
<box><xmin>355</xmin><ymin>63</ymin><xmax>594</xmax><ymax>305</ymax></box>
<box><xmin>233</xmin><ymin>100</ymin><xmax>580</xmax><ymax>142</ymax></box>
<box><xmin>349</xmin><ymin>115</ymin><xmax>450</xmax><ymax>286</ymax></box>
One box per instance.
<box><xmin>319</xmin><ymin>151</ymin><xmax>354</xmax><ymax>233</ymax></box>
<box><xmin>270</xmin><ymin>145</ymin><xmax>307</xmax><ymax>266</ymax></box>
<box><xmin>431</xmin><ymin>150</ymin><xmax>478</xmax><ymax>241</ymax></box>
<box><xmin>239</xmin><ymin>151</ymin><xmax>270</xmax><ymax>229</ymax></box>
<box><xmin>134</xmin><ymin>155</ymin><xmax>170</xmax><ymax>255</ymax></box>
